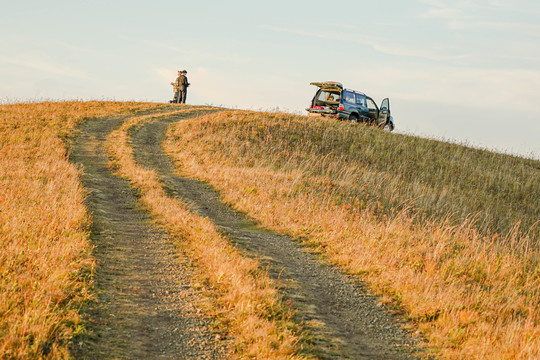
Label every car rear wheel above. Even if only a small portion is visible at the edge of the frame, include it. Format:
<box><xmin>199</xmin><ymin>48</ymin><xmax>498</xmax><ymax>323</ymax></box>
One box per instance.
<box><xmin>349</xmin><ymin>114</ymin><xmax>359</xmax><ymax>123</ymax></box>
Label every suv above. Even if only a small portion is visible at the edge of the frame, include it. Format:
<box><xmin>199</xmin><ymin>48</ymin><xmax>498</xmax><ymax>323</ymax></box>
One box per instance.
<box><xmin>306</xmin><ymin>81</ymin><xmax>394</xmax><ymax>131</ymax></box>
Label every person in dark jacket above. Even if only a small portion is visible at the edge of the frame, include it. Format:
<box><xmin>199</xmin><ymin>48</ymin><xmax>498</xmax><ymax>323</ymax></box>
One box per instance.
<box><xmin>177</xmin><ymin>70</ymin><xmax>189</xmax><ymax>104</ymax></box>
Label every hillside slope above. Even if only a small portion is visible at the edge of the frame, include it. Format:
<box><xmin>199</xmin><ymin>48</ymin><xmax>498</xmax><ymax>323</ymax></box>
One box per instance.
<box><xmin>165</xmin><ymin>110</ymin><xmax>539</xmax><ymax>359</ymax></box>
<box><xmin>2</xmin><ymin>102</ymin><xmax>537</xmax><ymax>359</ymax></box>
<box><xmin>171</xmin><ymin>111</ymin><xmax>539</xmax><ymax>239</ymax></box>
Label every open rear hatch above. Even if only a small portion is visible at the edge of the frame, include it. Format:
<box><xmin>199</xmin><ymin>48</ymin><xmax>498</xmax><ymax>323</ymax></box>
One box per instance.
<box><xmin>310</xmin><ymin>81</ymin><xmax>343</xmax><ymax>91</ymax></box>
<box><xmin>307</xmin><ymin>81</ymin><xmax>343</xmax><ymax>115</ymax></box>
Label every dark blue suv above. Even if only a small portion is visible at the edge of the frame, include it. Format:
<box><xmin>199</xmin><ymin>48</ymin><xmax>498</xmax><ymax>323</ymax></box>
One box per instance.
<box><xmin>306</xmin><ymin>81</ymin><xmax>394</xmax><ymax>131</ymax></box>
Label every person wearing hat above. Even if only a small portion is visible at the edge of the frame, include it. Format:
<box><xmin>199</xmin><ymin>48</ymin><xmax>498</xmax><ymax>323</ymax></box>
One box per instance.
<box><xmin>178</xmin><ymin>70</ymin><xmax>189</xmax><ymax>104</ymax></box>
<box><xmin>171</xmin><ymin>70</ymin><xmax>189</xmax><ymax>104</ymax></box>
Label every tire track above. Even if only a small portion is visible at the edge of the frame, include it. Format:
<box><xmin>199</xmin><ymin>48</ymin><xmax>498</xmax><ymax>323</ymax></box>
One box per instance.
<box><xmin>69</xmin><ymin>112</ymin><xmax>226</xmax><ymax>359</ymax></box>
<box><xmin>130</xmin><ymin>114</ymin><xmax>421</xmax><ymax>359</ymax></box>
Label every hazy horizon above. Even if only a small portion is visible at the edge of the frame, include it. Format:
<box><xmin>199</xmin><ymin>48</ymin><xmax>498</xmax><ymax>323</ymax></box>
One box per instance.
<box><xmin>1</xmin><ymin>0</ymin><xmax>539</xmax><ymax>158</ymax></box>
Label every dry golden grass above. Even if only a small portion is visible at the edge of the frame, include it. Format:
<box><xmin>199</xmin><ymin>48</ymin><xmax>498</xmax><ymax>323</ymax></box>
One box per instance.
<box><xmin>0</xmin><ymin>101</ymin><xmax>162</xmax><ymax>359</ymax></box>
<box><xmin>164</xmin><ymin>110</ymin><xmax>539</xmax><ymax>360</ymax></box>
<box><xmin>105</xmin><ymin>108</ymin><xmax>305</xmax><ymax>359</ymax></box>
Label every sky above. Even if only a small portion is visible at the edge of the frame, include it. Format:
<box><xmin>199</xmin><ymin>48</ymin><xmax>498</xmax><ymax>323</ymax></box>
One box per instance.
<box><xmin>1</xmin><ymin>0</ymin><xmax>539</xmax><ymax>159</ymax></box>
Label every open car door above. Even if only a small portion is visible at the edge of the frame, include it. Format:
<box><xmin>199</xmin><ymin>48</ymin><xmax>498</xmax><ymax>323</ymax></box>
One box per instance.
<box><xmin>377</xmin><ymin>98</ymin><xmax>390</xmax><ymax>126</ymax></box>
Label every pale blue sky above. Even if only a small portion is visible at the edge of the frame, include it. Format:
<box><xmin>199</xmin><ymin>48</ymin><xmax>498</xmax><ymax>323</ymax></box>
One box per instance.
<box><xmin>1</xmin><ymin>0</ymin><xmax>539</xmax><ymax>158</ymax></box>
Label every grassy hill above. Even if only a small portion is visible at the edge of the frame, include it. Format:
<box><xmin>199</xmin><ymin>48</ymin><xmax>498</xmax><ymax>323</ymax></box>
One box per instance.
<box><xmin>170</xmin><ymin>111</ymin><xmax>539</xmax><ymax>240</ymax></box>
<box><xmin>1</xmin><ymin>102</ymin><xmax>538</xmax><ymax>359</ymax></box>
<box><xmin>165</xmin><ymin>110</ymin><xmax>539</xmax><ymax>359</ymax></box>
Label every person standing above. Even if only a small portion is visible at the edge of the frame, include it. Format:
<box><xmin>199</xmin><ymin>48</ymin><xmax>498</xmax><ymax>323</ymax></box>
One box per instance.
<box><xmin>170</xmin><ymin>70</ymin><xmax>182</xmax><ymax>103</ymax></box>
<box><xmin>178</xmin><ymin>70</ymin><xmax>189</xmax><ymax>104</ymax></box>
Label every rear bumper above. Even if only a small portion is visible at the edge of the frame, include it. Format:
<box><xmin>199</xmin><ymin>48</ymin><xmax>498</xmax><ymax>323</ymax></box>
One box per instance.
<box><xmin>306</xmin><ymin>108</ymin><xmax>339</xmax><ymax>118</ymax></box>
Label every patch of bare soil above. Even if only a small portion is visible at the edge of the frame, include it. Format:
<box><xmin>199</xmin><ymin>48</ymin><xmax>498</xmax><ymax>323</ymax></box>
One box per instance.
<box><xmin>131</xmin><ymin>115</ymin><xmax>422</xmax><ymax>359</ymax></box>
<box><xmin>69</xmin><ymin>112</ymin><xmax>227</xmax><ymax>359</ymax></box>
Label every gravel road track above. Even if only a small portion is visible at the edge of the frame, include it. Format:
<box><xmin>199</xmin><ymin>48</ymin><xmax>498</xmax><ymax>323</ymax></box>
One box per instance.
<box><xmin>69</xmin><ymin>111</ymin><xmax>227</xmax><ymax>359</ymax></box>
<box><xmin>129</xmin><ymin>112</ymin><xmax>421</xmax><ymax>359</ymax></box>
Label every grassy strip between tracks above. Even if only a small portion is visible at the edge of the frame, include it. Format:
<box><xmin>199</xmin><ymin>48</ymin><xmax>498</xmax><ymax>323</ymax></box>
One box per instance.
<box><xmin>0</xmin><ymin>101</ymin><xmax>163</xmax><ymax>359</ymax></box>
<box><xmin>105</xmin><ymin>108</ymin><xmax>305</xmax><ymax>360</ymax></box>
<box><xmin>163</xmin><ymin>110</ymin><xmax>539</xmax><ymax>360</ymax></box>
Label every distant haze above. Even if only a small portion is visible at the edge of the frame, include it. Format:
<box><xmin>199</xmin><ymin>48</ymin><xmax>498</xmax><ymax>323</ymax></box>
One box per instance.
<box><xmin>1</xmin><ymin>0</ymin><xmax>539</xmax><ymax>158</ymax></box>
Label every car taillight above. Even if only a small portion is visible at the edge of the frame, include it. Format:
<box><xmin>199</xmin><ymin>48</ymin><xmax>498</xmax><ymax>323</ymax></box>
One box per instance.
<box><xmin>310</xmin><ymin>105</ymin><xmax>324</xmax><ymax>110</ymax></box>
<box><xmin>338</xmin><ymin>104</ymin><xmax>344</xmax><ymax>111</ymax></box>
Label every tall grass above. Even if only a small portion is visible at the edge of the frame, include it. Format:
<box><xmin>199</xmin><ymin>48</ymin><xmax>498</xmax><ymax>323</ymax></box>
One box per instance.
<box><xmin>106</xmin><ymin>109</ymin><xmax>305</xmax><ymax>359</ymax></box>
<box><xmin>0</xmin><ymin>101</ymin><xmax>161</xmax><ymax>359</ymax></box>
<box><xmin>178</xmin><ymin>112</ymin><xmax>538</xmax><ymax>239</ymax></box>
<box><xmin>164</xmin><ymin>110</ymin><xmax>539</xmax><ymax>359</ymax></box>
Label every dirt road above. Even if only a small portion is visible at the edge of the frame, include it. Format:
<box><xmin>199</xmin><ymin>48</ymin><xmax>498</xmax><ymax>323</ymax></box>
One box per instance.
<box><xmin>70</xmin><ymin>108</ymin><xmax>420</xmax><ymax>359</ymax></box>
<box><xmin>69</xmin><ymin>112</ymin><xmax>227</xmax><ymax>359</ymax></box>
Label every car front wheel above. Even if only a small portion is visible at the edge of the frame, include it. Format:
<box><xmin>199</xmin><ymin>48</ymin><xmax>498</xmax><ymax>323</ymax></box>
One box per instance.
<box><xmin>383</xmin><ymin>122</ymin><xmax>394</xmax><ymax>132</ymax></box>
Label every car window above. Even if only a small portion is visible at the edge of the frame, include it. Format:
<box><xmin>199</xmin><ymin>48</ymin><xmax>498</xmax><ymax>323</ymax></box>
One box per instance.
<box><xmin>380</xmin><ymin>98</ymin><xmax>389</xmax><ymax>111</ymax></box>
<box><xmin>355</xmin><ymin>94</ymin><xmax>366</xmax><ymax>107</ymax></box>
<box><xmin>317</xmin><ymin>91</ymin><xmax>330</xmax><ymax>102</ymax></box>
<box><xmin>317</xmin><ymin>91</ymin><xmax>341</xmax><ymax>102</ymax></box>
<box><xmin>366</xmin><ymin>98</ymin><xmax>377</xmax><ymax>110</ymax></box>
<box><xmin>328</xmin><ymin>93</ymin><xmax>340</xmax><ymax>102</ymax></box>
<box><xmin>343</xmin><ymin>91</ymin><xmax>355</xmax><ymax>103</ymax></box>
